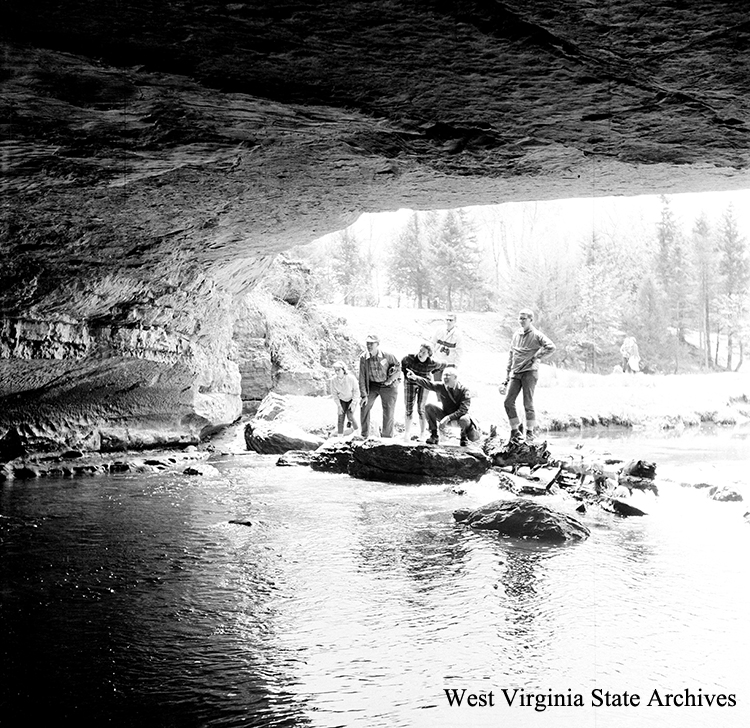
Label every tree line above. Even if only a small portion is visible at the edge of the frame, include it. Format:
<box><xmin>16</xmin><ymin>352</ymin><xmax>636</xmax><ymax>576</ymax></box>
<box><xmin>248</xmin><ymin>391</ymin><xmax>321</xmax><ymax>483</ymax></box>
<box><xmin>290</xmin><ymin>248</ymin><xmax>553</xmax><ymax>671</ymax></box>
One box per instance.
<box><xmin>300</xmin><ymin>198</ymin><xmax>748</xmax><ymax>374</ymax></box>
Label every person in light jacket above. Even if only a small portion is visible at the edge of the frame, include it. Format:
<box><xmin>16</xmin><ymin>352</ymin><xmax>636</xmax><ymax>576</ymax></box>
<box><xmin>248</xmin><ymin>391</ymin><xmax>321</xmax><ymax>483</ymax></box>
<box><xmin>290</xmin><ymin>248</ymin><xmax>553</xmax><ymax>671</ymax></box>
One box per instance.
<box><xmin>499</xmin><ymin>309</ymin><xmax>556</xmax><ymax>443</ymax></box>
<box><xmin>329</xmin><ymin>360</ymin><xmax>360</xmax><ymax>435</ymax></box>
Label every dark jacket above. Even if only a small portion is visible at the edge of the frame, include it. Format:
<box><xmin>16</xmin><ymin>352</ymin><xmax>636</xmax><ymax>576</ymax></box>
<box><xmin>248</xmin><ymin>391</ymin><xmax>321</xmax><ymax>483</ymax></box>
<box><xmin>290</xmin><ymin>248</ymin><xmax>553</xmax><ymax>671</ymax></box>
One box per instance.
<box><xmin>409</xmin><ymin>374</ymin><xmax>471</xmax><ymax>420</ymax></box>
<box><xmin>401</xmin><ymin>353</ymin><xmax>440</xmax><ymax>380</ymax></box>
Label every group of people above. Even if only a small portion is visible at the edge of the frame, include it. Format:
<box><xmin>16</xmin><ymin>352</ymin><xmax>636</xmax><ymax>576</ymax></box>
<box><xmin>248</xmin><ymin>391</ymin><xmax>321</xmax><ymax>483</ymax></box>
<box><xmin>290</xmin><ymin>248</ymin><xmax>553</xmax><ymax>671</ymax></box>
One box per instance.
<box><xmin>329</xmin><ymin>309</ymin><xmax>557</xmax><ymax>446</ymax></box>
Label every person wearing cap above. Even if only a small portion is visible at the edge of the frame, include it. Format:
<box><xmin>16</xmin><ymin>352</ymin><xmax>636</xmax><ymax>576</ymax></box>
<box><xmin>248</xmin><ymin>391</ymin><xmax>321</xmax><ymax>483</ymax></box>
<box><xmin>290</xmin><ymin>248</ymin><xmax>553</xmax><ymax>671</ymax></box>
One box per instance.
<box><xmin>401</xmin><ymin>341</ymin><xmax>441</xmax><ymax>442</ymax></box>
<box><xmin>329</xmin><ymin>360</ymin><xmax>360</xmax><ymax>435</ymax></box>
<box><xmin>359</xmin><ymin>334</ymin><xmax>402</xmax><ymax>438</ymax></box>
<box><xmin>499</xmin><ymin>308</ymin><xmax>556</xmax><ymax>443</ymax></box>
<box><xmin>405</xmin><ymin>366</ymin><xmax>480</xmax><ymax>446</ymax></box>
<box><xmin>431</xmin><ymin>312</ymin><xmax>463</xmax><ymax>381</ymax></box>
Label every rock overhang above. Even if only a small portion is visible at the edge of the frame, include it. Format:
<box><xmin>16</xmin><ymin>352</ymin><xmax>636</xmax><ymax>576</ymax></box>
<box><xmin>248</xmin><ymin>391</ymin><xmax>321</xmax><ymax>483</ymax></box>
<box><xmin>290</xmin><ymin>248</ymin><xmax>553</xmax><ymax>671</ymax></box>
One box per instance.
<box><xmin>3</xmin><ymin>1</ymin><xmax>750</xmax><ymax>297</ymax></box>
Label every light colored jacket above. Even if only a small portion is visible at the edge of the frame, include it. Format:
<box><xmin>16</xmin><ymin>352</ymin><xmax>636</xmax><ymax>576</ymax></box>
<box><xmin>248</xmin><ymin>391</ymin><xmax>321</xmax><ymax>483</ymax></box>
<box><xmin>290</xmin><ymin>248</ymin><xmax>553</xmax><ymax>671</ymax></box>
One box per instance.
<box><xmin>431</xmin><ymin>326</ymin><xmax>463</xmax><ymax>366</ymax></box>
<box><xmin>506</xmin><ymin>326</ymin><xmax>555</xmax><ymax>377</ymax></box>
<box><xmin>330</xmin><ymin>372</ymin><xmax>359</xmax><ymax>402</ymax></box>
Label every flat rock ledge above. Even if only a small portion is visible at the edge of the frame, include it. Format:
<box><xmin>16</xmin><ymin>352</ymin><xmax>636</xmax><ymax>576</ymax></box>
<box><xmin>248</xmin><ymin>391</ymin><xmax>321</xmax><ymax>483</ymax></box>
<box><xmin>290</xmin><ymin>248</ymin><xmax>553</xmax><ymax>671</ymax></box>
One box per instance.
<box><xmin>454</xmin><ymin>499</ymin><xmax>591</xmax><ymax>542</ymax></box>
<box><xmin>306</xmin><ymin>440</ymin><xmax>491</xmax><ymax>484</ymax></box>
<box><xmin>0</xmin><ymin>447</ymin><xmax>210</xmax><ymax>481</ymax></box>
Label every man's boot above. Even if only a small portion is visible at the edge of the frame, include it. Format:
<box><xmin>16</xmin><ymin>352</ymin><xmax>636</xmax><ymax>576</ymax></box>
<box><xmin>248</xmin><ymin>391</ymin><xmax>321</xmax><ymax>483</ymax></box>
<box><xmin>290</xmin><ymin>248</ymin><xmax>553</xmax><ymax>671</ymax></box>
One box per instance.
<box><xmin>510</xmin><ymin>423</ymin><xmax>524</xmax><ymax>444</ymax></box>
<box><xmin>525</xmin><ymin>422</ymin><xmax>535</xmax><ymax>443</ymax></box>
<box><xmin>425</xmin><ymin>431</ymin><xmax>439</xmax><ymax>445</ymax></box>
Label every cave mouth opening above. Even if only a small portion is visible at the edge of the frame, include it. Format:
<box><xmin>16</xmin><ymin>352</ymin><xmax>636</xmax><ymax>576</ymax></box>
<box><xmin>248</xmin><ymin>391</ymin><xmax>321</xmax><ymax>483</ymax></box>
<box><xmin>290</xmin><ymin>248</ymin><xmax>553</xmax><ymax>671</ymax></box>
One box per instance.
<box><xmin>282</xmin><ymin>188</ymin><xmax>749</xmax><ymax>376</ymax></box>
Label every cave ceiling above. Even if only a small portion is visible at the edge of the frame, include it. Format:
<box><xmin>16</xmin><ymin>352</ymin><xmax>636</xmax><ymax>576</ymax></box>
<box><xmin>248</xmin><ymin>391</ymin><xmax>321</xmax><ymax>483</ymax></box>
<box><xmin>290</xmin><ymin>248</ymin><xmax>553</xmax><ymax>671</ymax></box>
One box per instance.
<box><xmin>2</xmin><ymin>0</ymin><xmax>750</xmax><ymax>311</ymax></box>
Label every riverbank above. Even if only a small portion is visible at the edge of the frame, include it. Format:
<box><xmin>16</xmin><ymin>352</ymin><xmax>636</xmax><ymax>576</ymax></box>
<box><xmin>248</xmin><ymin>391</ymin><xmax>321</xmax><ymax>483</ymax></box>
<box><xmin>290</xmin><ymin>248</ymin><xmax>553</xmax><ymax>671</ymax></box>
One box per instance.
<box><xmin>269</xmin><ymin>304</ymin><xmax>750</xmax><ymax>437</ymax></box>
<box><xmin>266</xmin><ymin>373</ymin><xmax>750</xmax><ymax>439</ymax></box>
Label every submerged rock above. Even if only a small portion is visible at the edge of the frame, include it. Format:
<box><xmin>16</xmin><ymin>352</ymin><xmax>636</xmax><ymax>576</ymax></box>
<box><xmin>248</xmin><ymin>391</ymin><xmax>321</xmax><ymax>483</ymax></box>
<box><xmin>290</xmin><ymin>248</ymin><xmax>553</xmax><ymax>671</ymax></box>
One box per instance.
<box><xmin>183</xmin><ymin>463</ymin><xmax>220</xmax><ymax>476</ymax></box>
<box><xmin>454</xmin><ymin>499</ymin><xmax>590</xmax><ymax>542</ymax></box>
<box><xmin>276</xmin><ymin>450</ymin><xmax>317</xmax><ymax>467</ymax></box>
<box><xmin>602</xmin><ymin>498</ymin><xmax>647</xmax><ymax>517</ymax></box>
<box><xmin>708</xmin><ymin>485</ymin><xmax>743</xmax><ymax>503</ymax></box>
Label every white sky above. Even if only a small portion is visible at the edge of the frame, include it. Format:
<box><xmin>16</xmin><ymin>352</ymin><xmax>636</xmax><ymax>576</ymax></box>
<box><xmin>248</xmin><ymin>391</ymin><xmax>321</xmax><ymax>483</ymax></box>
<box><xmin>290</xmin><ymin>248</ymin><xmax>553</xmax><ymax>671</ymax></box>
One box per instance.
<box><xmin>313</xmin><ymin>188</ymin><xmax>750</xmax><ymax>257</ymax></box>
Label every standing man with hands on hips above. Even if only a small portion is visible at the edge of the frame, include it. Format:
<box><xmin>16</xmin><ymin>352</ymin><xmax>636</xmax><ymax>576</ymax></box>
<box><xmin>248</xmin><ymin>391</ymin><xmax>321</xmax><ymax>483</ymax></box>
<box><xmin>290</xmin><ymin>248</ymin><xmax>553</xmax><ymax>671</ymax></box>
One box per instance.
<box><xmin>500</xmin><ymin>309</ymin><xmax>555</xmax><ymax>443</ymax></box>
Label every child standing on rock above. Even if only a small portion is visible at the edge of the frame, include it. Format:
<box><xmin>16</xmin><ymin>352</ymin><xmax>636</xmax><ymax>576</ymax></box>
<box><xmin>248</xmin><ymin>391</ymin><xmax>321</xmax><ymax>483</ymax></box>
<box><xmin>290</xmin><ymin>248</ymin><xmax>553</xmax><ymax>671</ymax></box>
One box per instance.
<box><xmin>329</xmin><ymin>361</ymin><xmax>360</xmax><ymax>435</ymax></box>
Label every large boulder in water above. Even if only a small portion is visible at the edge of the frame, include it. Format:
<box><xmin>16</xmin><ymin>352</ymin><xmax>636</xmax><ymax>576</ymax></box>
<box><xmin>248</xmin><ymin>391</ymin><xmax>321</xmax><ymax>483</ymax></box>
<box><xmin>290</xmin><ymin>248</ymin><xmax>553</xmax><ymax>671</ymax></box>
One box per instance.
<box><xmin>453</xmin><ymin>498</ymin><xmax>590</xmax><ymax>542</ymax></box>
<box><xmin>244</xmin><ymin>421</ymin><xmax>324</xmax><ymax>454</ymax></box>
<box><xmin>310</xmin><ymin>440</ymin><xmax>491</xmax><ymax>483</ymax></box>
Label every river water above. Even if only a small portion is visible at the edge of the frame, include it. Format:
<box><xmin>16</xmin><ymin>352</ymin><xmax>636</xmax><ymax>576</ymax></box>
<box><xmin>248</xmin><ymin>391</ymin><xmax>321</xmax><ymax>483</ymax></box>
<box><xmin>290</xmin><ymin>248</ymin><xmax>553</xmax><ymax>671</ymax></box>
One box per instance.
<box><xmin>2</xmin><ymin>429</ymin><xmax>749</xmax><ymax>728</ymax></box>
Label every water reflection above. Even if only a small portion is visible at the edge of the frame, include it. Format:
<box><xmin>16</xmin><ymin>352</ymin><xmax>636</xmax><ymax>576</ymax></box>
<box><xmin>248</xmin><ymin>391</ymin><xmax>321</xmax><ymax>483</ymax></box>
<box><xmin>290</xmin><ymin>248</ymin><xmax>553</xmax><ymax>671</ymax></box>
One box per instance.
<box><xmin>0</xmin><ymin>475</ymin><xmax>312</xmax><ymax>728</ymax></box>
<box><xmin>354</xmin><ymin>497</ymin><xmax>471</xmax><ymax>585</ymax></box>
<box><xmin>2</xmin><ymin>453</ymin><xmax>750</xmax><ymax>728</ymax></box>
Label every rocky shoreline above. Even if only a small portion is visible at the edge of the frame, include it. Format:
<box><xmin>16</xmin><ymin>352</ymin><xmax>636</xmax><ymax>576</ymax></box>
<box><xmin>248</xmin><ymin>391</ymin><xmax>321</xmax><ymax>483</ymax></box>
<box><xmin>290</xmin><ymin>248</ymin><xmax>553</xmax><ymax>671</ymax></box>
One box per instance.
<box><xmin>2</xmin><ymin>389</ymin><xmax>746</xmax><ymax>532</ymax></box>
<box><xmin>0</xmin><ymin>446</ymin><xmax>213</xmax><ymax>483</ymax></box>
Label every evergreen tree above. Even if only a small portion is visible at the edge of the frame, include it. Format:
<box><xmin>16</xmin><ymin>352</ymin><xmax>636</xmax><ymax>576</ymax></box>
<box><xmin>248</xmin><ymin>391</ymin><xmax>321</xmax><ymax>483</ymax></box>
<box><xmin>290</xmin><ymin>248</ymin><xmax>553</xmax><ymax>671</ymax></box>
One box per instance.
<box><xmin>387</xmin><ymin>213</ymin><xmax>431</xmax><ymax>307</ymax></box>
<box><xmin>654</xmin><ymin>196</ymin><xmax>691</xmax><ymax>370</ymax></box>
<box><xmin>329</xmin><ymin>229</ymin><xmax>369</xmax><ymax>305</ymax></box>
<box><xmin>691</xmin><ymin>213</ymin><xmax>716</xmax><ymax>369</ymax></box>
<box><xmin>716</xmin><ymin>205</ymin><xmax>749</xmax><ymax>370</ymax></box>
<box><xmin>627</xmin><ymin>274</ymin><xmax>674</xmax><ymax>372</ymax></box>
<box><xmin>428</xmin><ymin>210</ymin><xmax>483</xmax><ymax>310</ymax></box>
<box><xmin>570</xmin><ymin>235</ymin><xmax>624</xmax><ymax>372</ymax></box>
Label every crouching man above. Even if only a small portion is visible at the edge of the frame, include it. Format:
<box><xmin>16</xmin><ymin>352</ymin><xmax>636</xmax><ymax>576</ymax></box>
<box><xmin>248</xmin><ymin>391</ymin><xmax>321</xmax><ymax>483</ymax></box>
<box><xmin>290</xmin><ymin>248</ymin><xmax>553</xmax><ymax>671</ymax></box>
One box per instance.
<box><xmin>405</xmin><ymin>366</ymin><xmax>480</xmax><ymax>446</ymax></box>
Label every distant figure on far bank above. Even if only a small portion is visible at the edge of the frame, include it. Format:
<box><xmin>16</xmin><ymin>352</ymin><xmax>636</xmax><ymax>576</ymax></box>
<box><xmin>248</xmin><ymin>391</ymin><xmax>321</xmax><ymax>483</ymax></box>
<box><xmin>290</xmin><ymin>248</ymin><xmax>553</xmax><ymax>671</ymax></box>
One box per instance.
<box><xmin>499</xmin><ymin>309</ymin><xmax>556</xmax><ymax>443</ymax></box>
<box><xmin>401</xmin><ymin>341</ymin><xmax>441</xmax><ymax>442</ymax></box>
<box><xmin>620</xmin><ymin>336</ymin><xmax>641</xmax><ymax>373</ymax></box>
<box><xmin>359</xmin><ymin>333</ymin><xmax>401</xmax><ymax>438</ymax></box>
<box><xmin>431</xmin><ymin>312</ymin><xmax>463</xmax><ymax>381</ymax></box>
<box><xmin>406</xmin><ymin>366</ymin><xmax>480</xmax><ymax>446</ymax></box>
<box><xmin>329</xmin><ymin>361</ymin><xmax>360</xmax><ymax>436</ymax></box>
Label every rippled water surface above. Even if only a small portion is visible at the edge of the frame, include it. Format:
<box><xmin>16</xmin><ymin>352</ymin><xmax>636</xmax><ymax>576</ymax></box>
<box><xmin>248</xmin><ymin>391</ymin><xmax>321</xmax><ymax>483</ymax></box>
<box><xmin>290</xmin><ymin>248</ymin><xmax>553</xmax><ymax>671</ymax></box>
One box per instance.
<box><xmin>2</xmin><ymin>431</ymin><xmax>749</xmax><ymax>728</ymax></box>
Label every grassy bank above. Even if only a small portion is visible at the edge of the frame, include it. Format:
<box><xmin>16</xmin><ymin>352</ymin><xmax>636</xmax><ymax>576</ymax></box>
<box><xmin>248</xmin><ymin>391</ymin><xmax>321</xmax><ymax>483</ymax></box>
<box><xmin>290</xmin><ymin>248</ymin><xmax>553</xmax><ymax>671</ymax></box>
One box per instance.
<box><xmin>271</xmin><ymin>305</ymin><xmax>750</xmax><ymax>436</ymax></box>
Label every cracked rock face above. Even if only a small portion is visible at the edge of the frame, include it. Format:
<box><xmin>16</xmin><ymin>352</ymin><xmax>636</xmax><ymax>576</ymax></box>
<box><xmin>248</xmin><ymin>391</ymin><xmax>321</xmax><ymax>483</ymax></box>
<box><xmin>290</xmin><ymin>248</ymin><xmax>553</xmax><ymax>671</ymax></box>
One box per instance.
<box><xmin>2</xmin><ymin>1</ymin><xmax>750</xmax><ymax>453</ymax></box>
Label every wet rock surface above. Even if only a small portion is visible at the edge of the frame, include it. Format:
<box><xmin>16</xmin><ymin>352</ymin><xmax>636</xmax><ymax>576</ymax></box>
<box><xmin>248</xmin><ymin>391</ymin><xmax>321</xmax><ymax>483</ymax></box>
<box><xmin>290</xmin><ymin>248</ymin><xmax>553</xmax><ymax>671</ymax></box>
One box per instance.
<box><xmin>482</xmin><ymin>427</ymin><xmax>552</xmax><ymax>468</ymax></box>
<box><xmin>602</xmin><ymin>498</ymin><xmax>648</xmax><ymax>517</ymax></box>
<box><xmin>276</xmin><ymin>450</ymin><xmax>318</xmax><ymax>468</ymax></box>
<box><xmin>244</xmin><ymin>422</ymin><xmax>324</xmax><ymax>455</ymax></box>
<box><xmin>0</xmin><ymin>447</ymin><xmax>210</xmax><ymax>482</ymax></box>
<box><xmin>708</xmin><ymin>485</ymin><xmax>743</xmax><ymax>503</ymax></box>
<box><xmin>309</xmin><ymin>440</ymin><xmax>491</xmax><ymax>484</ymax></box>
<box><xmin>454</xmin><ymin>499</ymin><xmax>590</xmax><ymax>542</ymax></box>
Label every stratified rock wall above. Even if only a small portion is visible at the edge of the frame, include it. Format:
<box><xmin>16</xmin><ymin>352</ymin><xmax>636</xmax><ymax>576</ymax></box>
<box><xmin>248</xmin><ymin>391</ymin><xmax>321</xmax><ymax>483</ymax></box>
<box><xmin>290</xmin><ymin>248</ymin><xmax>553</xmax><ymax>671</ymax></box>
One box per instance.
<box><xmin>0</xmin><ymin>269</ymin><xmax>243</xmax><ymax>453</ymax></box>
